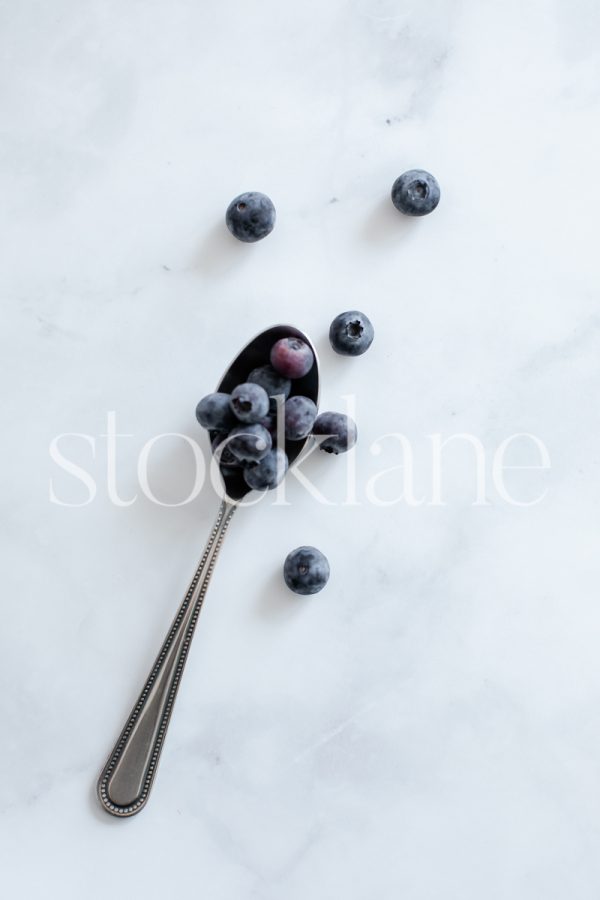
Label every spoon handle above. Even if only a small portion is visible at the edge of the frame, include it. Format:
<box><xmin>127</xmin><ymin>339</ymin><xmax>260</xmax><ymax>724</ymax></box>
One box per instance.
<box><xmin>97</xmin><ymin>499</ymin><xmax>237</xmax><ymax>817</ymax></box>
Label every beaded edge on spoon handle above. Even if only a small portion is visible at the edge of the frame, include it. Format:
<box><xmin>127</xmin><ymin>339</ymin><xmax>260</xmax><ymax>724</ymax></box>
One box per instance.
<box><xmin>97</xmin><ymin>499</ymin><xmax>236</xmax><ymax>817</ymax></box>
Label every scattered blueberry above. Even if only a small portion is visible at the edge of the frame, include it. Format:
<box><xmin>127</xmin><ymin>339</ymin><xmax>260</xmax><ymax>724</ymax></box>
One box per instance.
<box><xmin>244</xmin><ymin>448</ymin><xmax>289</xmax><ymax>491</ymax></box>
<box><xmin>230</xmin><ymin>382</ymin><xmax>270</xmax><ymax>423</ymax></box>
<box><xmin>329</xmin><ymin>311</ymin><xmax>374</xmax><ymax>357</ymax></box>
<box><xmin>196</xmin><ymin>392</ymin><xmax>236</xmax><ymax>431</ymax></box>
<box><xmin>225</xmin><ymin>191</ymin><xmax>276</xmax><ymax>243</ymax></box>
<box><xmin>248</xmin><ymin>364</ymin><xmax>291</xmax><ymax>400</ymax></box>
<box><xmin>283</xmin><ymin>546</ymin><xmax>330</xmax><ymax>595</ymax></box>
<box><xmin>312</xmin><ymin>411</ymin><xmax>357</xmax><ymax>454</ymax></box>
<box><xmin>391</xmin><ymin>169</ymin><xmax>440</xmax><ymax>217</ymax></box>
<box><xmin>284</xmin><ymin>395</ymin><xmax>317</xmax><ymax>440</ymax></box>
<box><xmin>228</xmin><ymin>423</ymin><xmax>272</xmax><ymax>463</ymax></box>
<box><xmin>270</xmin><ymin>337</ymin><xmax>314</xmax><ymax>380</ymax></box>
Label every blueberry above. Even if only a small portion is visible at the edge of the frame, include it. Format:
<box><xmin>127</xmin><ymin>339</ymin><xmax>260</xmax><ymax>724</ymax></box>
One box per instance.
<box><xmin>283</xmin><ymin>546</ymin><xmax>330</xmax><ymax>595</ymax></box>
<box><xmin>211</xmin><ymin>433</ymin><xmax>243</xmax><ymax>468</ymax></box>
<box><xmin>329</xmin><ymin>310</ymin><xmax>374</xmax><ymax>357</ymax></box>
<box><xmin>230</xmin><ymin>382</ymin><xmax>270</xmax><ymax>423</ymax></box>
<box><xmin>391</xmin><ymin>169</ymin><xmax>440</xmax><ymax>217</ymax></box>
<box><xmin>261</xmin><ymin>397</ymin><xmax>288</xmax><ymax>440</ymax></box>
<box><xmin>225</xmin><ymin>191</ymin><xmax>276</xmax><ymax>243</ymax></box>
<box><xmin>228</xmin><ymin>423</ymin><xmax>272</xmax><ymax>463</ymax></box>
<box><xmin>196</xmin><ymin>392</ymin><xmax>236</xmax><ymax>430</ymax></box>
<box><xmin>258</xmin><ymin>411</ymin><xmax>278</xmax><ymax>439</ymax></box>
<box><xmin>270</xmin><ymin>337</ymin><xmax>314</xmax><ymax>379</ymax></box>
<box><xmin>248</xmin><ymin>364</ymin><xmax>291</xmax><ymax>400</ymax></box>
<box><xmin>284</xmin><ymin>395</ymin><xmax>317</xmax><ymax>440</ymax></box>
<box><xmin>244</xmin><ymin>448</ymin><xmax>288</xmax><ymax>491</ymax></box>
<box><xmin>312</xmin><ymin>411</ymin><xmax>357</xmax><ymax>454</ymax></box>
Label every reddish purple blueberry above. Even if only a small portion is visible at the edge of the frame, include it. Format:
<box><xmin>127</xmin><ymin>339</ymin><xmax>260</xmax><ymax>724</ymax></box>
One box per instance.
<box><xmin>270</xmin><ymin>337</ymin><xmax>314</xmax><ymax>380</ymax></box>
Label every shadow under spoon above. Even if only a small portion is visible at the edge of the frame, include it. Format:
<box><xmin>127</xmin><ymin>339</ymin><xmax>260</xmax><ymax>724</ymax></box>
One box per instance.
<box><xmin>97</xmin><ymin>325</ymin><xmax>319</xmax><ymax>817</ymax></box>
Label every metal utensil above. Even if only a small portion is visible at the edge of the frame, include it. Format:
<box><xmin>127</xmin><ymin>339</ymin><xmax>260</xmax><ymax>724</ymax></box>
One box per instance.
<box><xmin>97</xmin><ymin>325</ymin><xmax>319</xmax><ymax>817</ymax></box>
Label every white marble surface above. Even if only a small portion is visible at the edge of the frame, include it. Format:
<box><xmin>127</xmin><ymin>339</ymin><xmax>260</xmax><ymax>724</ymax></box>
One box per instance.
<box><xmin>2</xmin><ymin>0</ymin><xmax>600</xmax><ymax>896</ymax></box>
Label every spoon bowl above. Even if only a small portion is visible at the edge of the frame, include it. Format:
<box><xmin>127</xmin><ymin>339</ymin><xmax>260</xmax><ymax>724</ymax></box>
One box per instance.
<box><xmin>213</xmin><ymin>324</ymin><xmax>320</xmax><ymax>500</ymax></box>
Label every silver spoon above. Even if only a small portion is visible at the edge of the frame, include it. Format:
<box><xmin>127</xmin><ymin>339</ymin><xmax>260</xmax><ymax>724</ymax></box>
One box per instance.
<box><xmin>97</xmin><ymin>325</ymin><xmax>319</xmax><ymax>817</ymax></box>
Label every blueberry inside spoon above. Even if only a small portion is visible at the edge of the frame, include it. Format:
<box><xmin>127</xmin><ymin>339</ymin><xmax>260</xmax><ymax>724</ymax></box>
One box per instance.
<box><xmin>212</xmin><ymin>324</ymin><xmax>320</xmax><ymax>501</ymax></box>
